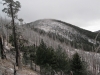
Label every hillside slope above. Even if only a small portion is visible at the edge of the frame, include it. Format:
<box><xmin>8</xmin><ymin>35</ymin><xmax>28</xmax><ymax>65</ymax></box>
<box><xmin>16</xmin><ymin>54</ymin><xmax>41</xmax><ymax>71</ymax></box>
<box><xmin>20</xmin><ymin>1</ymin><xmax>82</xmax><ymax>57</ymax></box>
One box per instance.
<box><xmin>0</xmin><ymin>18</ymin><xmax>100</xmax><ymax>74</ymax></box>
<box><xmin>26</xmin><ymin>19</ymin><xmax>100</xmax><ymax>51</ymax></box>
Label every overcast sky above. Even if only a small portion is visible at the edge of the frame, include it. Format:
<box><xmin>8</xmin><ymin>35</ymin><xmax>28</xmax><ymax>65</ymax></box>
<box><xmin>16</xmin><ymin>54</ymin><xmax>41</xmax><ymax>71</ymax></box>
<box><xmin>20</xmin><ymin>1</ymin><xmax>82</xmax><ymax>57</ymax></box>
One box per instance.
<box><xmin>0</xmin><ymin>0</ymin><xmax>100</xmax><ymax>32</ymax></box>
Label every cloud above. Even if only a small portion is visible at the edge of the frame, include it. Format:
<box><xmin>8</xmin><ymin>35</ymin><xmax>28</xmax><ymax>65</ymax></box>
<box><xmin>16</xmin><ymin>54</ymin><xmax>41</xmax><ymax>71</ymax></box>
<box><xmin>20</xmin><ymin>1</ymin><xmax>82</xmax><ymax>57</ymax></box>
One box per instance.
<box><xmin>82</xmin><ymin>19</ymin><xmax>100</xmax><ymax>32</ymax></box>
<box><xmin>0</xmin><ymin>0</ymin><xmax>100</xmax><ymax>31</ymax></box>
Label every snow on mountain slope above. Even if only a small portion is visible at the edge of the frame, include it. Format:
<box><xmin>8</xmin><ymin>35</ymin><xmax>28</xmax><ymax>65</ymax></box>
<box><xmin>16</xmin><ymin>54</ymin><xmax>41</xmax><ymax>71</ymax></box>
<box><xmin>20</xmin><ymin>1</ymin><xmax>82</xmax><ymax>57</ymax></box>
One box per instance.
<box><xmin>30</xmin><ymin>19</ymin><xmax>96</xmax><ymax>41</ymax></box>
<box><xmin>32</xmin><ymin>19</ymin><xmax>78</xmax><ymax>34</ymax></box>
<box><xmin>31</xmin><ymin>19</ymin><xmax>78</xmax><ymax>35</ymax></box>
<box><xmin>26</xmin><ymin>19</ymin><xmax>100</xmax><ymax>52</ymax></box>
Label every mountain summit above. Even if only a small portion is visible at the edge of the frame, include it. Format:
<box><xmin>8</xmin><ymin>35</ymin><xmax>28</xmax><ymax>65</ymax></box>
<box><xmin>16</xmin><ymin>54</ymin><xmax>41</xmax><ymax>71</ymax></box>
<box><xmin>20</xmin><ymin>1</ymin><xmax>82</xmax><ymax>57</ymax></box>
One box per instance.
<box><xmin>25</xmin><ymin>19</ymin><xmax>100</xmax><ymax>51</ymax></box>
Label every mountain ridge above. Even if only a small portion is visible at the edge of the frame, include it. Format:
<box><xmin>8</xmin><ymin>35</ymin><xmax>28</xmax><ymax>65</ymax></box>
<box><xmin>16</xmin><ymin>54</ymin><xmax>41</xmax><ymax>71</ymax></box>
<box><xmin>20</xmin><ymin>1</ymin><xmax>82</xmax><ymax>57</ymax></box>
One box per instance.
<box><xmin>27</xmin><ymin>19</ymin><xmax>100</xmax><ymax>40</ymax></box>
<box><xmin>25</xmin><ymin>19</ymin><xmax>100</xmax><ymax>52</ymax></box>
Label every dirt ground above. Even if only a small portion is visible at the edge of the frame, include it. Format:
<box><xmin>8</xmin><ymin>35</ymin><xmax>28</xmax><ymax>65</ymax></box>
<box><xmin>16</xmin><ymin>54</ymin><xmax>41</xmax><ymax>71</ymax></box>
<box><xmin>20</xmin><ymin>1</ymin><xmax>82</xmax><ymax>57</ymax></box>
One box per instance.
<box><xmin>0</xmin><ymin>57</ymin><xmax>39</xmax><ymax>75</ymax></box>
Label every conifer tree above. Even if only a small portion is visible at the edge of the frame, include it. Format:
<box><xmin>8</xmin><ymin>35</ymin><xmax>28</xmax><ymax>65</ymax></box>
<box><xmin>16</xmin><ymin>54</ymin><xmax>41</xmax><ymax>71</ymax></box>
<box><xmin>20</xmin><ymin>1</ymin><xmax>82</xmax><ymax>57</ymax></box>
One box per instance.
<box><xmin>71</xmin><ymin>52</ymin><xmax>87</xmax><ymax>75</ymax></box>
<box><xmin>2</xmin><ymin>0</ymin><xmax>21</xmax><ymax>67</ymax></box>
<box><xmin>54</xmin><ymin>45</ymin><xmax>69</xmax><ymax>74</ymax></box>
<box><xmin>36</xmin><ymin>39</ymin><xmax>47</xmax><ymax>73</ymax></box>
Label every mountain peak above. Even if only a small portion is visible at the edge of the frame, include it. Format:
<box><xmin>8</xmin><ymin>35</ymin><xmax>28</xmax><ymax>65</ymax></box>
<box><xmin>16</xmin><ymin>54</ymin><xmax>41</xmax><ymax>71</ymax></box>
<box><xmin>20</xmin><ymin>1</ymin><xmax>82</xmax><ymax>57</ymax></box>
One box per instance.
<box><xmin>25</xmin><ymin>19</ymin><xmax>100</xmax><ymax>51</ymax></box>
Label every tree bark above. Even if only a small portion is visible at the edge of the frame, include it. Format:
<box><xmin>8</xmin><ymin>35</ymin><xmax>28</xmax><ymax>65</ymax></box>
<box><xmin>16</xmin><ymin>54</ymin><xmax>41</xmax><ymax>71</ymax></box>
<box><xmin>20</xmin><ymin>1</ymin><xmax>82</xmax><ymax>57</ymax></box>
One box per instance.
<box><xmin>14</xmin><ymin>64</ymin><xmax>17</xmax><ymax>75</ymax></box>
<box><xmin>0</xmin><ymin>36</ymin><xmax>5</xmax><ymax>59</ymax></box>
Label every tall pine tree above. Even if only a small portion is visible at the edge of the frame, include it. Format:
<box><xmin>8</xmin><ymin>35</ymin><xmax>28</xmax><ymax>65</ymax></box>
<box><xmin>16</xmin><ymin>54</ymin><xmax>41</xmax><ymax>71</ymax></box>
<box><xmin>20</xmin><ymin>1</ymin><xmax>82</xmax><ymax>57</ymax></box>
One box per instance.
<box><xmin>71</xmin><ymin>52</ymin><xmax>87</xmax><ymax>75</ymax></box>
<box><xmin>2</xmin><ymin>0</ymin><xmax>21</xmax><ymax>68</ymax></box>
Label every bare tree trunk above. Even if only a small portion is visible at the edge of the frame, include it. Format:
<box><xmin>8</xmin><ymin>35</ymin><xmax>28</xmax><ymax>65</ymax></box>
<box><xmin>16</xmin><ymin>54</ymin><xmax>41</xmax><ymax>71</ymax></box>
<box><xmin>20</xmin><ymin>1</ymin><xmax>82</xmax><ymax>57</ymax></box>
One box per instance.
<box><xmin>0</xmin><ymin>36</ymin><xmax>5</xmax><ymax>59</ymax></box>
<box><xmin>10</xmin><ymin>3</ymin><xmax>20</xmax><ymax>68</ymax></box>
<box><xmin>34</xmin><ymin>63</ymin><xmax>36</xmax><ymax>71</ymax></box>
<box><xmin>14</xmin><ymin>64</ymin><xmax>17</xmax><ymax>75</ymax></box>
<box><xmin>30</xmin><ymin>60</ymin><xmax>33</xmax><ymax>70</ymax></box>
<box><xmin>6</xmin><ymin>25</ymin><xmax>9</xmax><ymax>45</ymax></box>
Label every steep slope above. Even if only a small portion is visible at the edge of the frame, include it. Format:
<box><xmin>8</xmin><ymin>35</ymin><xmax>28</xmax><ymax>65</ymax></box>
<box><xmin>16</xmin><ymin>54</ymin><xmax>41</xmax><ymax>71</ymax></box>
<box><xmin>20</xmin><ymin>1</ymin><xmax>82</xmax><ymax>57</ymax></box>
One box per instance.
<box><xmin>26</xmin><ymin>19</ymin><xmax>100</xmax><ymax>52</ymax></box>
<box><xmin>1</xmin><ymin>18</ymin><xmax>100</xmax><ymax>74</ymax></box>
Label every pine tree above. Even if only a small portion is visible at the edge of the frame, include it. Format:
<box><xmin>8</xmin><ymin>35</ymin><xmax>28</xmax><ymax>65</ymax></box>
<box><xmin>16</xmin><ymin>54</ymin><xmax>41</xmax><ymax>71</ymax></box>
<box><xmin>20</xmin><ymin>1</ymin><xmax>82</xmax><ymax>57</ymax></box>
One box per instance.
<box><xmin>54</xmin><ymin>45</ymin><xmax>69</xmax><ymax>74</ymax></box>
<box><xmin>71</xmin><ymin>52</ymin><xmax>87</xmax><ymax>75</ymax></box>
<box><xmin>35</xmin><ymin>40</ymin><xmax>70</xmax><ymax>74</ymax></box>
<box><xmin>2</xmin><ymin>0</ymin><xmax>21</xmax><ymax>67</ymax></box>
<box><xmin>36</xmin><ymin>39</ymin><xmax>47</xmax><ymax>66</ymax></box>
<box><xmin>35</xmin><ymin>39</ymin><xmax>46</xmax><ymax>74</ymax></box>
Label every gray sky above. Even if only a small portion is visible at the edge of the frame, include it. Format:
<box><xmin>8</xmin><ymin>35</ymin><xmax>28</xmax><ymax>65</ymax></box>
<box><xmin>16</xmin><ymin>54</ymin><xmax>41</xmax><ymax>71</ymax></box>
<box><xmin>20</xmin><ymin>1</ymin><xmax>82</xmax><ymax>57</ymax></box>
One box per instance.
<box><xmin>0</xmin><ymin>0</ymin><xmax>100</xmax><ymax>32</ymax></box>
